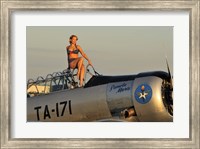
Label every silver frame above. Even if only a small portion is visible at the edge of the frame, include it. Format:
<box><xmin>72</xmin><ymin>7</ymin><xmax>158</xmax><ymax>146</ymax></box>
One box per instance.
<box><xmin>1</xmin><ymin>1</ymin><xmax>199</xmax><ymax>148</ymax></box>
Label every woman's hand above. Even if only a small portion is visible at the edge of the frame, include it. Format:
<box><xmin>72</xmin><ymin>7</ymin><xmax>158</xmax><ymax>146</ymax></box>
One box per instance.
<box><xmin>88</xmin><ymin>60</ymin><xmax>93</xmax><ymax>67</ymax></box>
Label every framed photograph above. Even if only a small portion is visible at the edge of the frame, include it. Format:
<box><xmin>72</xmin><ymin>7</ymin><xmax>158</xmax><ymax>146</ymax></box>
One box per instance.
<box><xmin>1</xmin><ymin>0</ymin><xmax>199</xmax><ymax>148</ymax></box>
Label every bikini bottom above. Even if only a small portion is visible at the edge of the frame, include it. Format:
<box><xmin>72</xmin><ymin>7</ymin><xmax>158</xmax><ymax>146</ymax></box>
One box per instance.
<box><xmin>69</xmin><ymin>58</ymin><xmax>77</xmax><ymax>63</ymax></box>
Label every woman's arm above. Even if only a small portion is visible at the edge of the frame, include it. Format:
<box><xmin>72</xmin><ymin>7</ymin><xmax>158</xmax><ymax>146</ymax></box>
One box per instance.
<box><xmin>66</xmin><ymin>46</ymin><xmax>70</xmax><ymax>69</ymax></box>
<box><xmin>77</xmin><ymin>45</ymin><xmax>93</xmax><ymax>66</ymax></box>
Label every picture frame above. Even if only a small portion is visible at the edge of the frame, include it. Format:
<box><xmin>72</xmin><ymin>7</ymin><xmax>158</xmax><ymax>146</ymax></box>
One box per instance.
<box><xmin>1</xmin><ymin>0</ymin><xmax>199</xmax><ymax>148</ymax></box>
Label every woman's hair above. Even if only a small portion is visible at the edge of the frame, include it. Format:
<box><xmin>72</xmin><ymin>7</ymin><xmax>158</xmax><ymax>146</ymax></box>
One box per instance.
<box><xmin>69</xmin><ymin>35</ymin><xmax>78</xmax><ymax>44</ymax></box>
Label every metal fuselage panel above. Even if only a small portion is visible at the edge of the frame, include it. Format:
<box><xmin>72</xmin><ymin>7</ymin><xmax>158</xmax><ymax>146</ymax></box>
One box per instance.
<box><xmin>106</xmin><ymin>81</ymin><xmax>134</xmax><ymax>114</ymax></box>
<box><xmin>27</xmin><ymin>84</ymin><xmax>112</xmax><ymax>122</ymax></box>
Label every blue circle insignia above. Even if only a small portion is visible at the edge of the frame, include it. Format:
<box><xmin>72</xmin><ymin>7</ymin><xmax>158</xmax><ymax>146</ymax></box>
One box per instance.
<box><xmin>134</xmin><ymin>84</ymin><xmax>152</xmax><ymax>104</ymax></box>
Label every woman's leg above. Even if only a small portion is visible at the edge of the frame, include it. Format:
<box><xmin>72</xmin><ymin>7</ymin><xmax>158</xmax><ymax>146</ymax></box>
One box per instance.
<box><xmin>69</xmin><ymin>57</ymin><xmax>84</xmax><ymax>86</ymax></box>
<box><xmin>79</xmin><ymin>64</ymin><xmax>85</xmax><ymax>87</ymax></box>
<box><xmin>77</xmin><ymin>57</ymin><xmax>84</xmax><ymax>80</ymax></box>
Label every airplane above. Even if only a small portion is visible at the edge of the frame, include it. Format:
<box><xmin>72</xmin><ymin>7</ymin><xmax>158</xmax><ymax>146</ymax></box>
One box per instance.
<box><xmin>27</xmin><ymin>61</ymin><xmax>173</xmax><ymax>122</ymax></box>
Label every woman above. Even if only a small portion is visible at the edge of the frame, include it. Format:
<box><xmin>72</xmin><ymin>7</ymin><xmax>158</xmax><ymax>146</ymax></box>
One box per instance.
<box><xmin>66</xmin><ymin>35</ymin><xmax>93</xmax><ymax>87</ymax></box>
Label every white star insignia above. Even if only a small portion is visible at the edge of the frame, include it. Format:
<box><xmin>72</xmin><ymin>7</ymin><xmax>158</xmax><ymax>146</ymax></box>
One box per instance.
<box><xmin>139</xmin><ymin>92</ymin><xmax>148</xmax><ymax>99</ymax></box>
